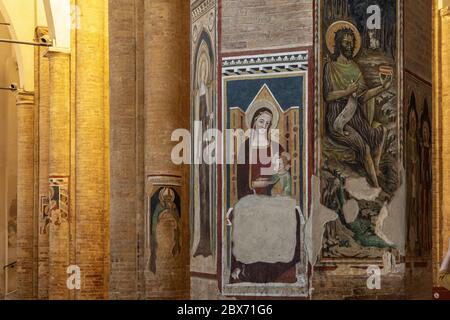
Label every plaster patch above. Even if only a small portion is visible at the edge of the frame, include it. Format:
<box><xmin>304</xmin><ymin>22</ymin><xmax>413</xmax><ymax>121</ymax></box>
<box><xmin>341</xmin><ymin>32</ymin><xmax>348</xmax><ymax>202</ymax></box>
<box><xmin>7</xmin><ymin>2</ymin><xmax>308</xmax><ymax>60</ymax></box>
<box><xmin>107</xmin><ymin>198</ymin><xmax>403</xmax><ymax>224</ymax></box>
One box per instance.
<box><xmin>380</xmin><ymin>171</ymin><xmax>406</xmax><ymax>256</ymax></box>
<box><xmin>232</xmin><ymin>195</ymin><xmax>297</xmax><ymax>264</ymax></box>
<box><xmin>375</xmin><ymin>203</ymin><xmax>395</xmax><ymax>246</ymax></box>
<box><xmin>305</xmin><ymin>176</ymin><xmax>339</xmax><ymax>266</ymax></box>
<box><xmin>343</xmin><ymin>199</ymin><xmax>359</xmax><ymax>224</ymax></box>
<box><xmin>345</xmin><ymin>177</ymin><xmax>381</xmax><ymax>201</ymax></box>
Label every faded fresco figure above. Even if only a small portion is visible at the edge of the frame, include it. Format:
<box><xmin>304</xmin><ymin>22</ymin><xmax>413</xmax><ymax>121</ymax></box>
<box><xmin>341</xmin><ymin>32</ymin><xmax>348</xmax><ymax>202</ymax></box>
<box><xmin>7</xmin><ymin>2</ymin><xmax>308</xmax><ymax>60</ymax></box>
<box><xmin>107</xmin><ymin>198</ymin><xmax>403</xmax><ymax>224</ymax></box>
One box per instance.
<box><xmin>271</xmin><ymin>152</ymin><xmax>292</xmax><ymax>197</ymax></box>
<box><xmin>149</xmin><ymin>187</ymin><xmax>181</xmax><ymax>274</ymax></box>
<box><xmin>8</xmin><ymin>199</ymin><xmax>17</xmax><ymax>249</ymax></box>
<box><xmin>324</xmin><ymin>22</ymin><xmax>392</xmax><ymax>188</ymax></box>
<box><xmin>419</xmin><ymin>101</ymin><xmax>432</xmax><ymax>255</ymax></box>
<box><xmin>193</xmin><ymin>40</ymin><xmax>213</xmax><ymax>258</ymax></box>
<box><xmin>406</xmin><ymin>94</ymin><xmax>419</xmax><ymax>256</ymax></box>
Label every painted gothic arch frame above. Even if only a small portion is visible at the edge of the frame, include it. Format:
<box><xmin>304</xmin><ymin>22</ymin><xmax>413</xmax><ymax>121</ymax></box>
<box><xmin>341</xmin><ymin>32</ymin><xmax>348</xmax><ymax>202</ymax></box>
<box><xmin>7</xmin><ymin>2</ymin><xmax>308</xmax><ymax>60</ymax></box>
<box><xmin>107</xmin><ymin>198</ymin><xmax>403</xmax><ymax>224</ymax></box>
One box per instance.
<box><xmin>190</xmin><ymin>0</ymin><xmax>218</xmax><ymax>275</ymax></box>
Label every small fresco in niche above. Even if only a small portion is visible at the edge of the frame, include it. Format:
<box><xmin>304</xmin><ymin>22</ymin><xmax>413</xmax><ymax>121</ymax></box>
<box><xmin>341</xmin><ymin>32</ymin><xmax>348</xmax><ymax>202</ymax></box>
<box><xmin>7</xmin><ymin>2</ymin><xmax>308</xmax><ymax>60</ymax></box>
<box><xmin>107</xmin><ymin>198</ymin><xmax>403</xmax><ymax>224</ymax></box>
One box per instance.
<box><xmin>317</xmin><ymin>0</ymin><xmax>403</xmax><ymax>263</ymax></box>
<box><xmin>146</xmin><ymin>176</ymin><xmax>183</xmax><ymax>275</ymax></box>
<box><xmin>221</xmin><ymin>51</ymin><xmax>309</xmax><ymax>296</ymax></box>
<box><xmin>148</xmin><ymin>187</ymin><xmax>182</xmax><ymax>274</ymax></box>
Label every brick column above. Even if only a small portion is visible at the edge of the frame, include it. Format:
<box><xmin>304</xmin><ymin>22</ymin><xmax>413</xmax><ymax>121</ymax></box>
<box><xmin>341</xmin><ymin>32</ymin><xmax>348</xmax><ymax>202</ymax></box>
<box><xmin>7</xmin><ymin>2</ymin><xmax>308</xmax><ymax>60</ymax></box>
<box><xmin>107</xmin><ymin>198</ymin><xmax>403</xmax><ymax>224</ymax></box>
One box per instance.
<box><xmin>108</xmin><ymin>0</ymin><xmax>140</xmax><ymax>300</ymax></box>
<box><xmin>46</xmin><ymin>49</ymin><xmax>71</xmax><ymax>299</ymax></box>
<box><xmin>35</xmin><ymin>26</ymin><xmax>51</xmax><ymax>300</ymax></box>
<box><xmin>74</xmin><ymin>0</ymin><xmax>109</xmax><ymax>300</ymax></box>
<box><xmin>16</xmin><ymin>90</ymin><xmax>36</xmax><ymax>299</ymax></box>
<box><xmin>433</xmin><ymin>6</ymin><xmax>450</xmax><ymax>286</ymax></box>
<box><xmin>144</xmin><ymin>0</ymin><xmax>189</xmax><ymax>299</ymax></box>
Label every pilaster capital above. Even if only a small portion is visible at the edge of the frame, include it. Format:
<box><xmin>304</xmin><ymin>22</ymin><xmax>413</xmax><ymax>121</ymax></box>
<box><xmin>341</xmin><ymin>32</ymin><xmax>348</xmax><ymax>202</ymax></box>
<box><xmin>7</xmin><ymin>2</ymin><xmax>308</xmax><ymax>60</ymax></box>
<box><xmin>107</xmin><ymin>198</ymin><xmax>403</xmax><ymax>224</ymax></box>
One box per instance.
<box><xmin>34</xmin><ymin>26</ymin><xmax>49</xmax><ymax>42</ymax></box>
<box><xmin>44</xmin><ymin>47</ymin><xmax>71</xmax><ymax>59</ymax></box>
<box><xmin>16</xmin><ymin>90</ymin><xmax>35</xmax><ymax>106</ymax></box>
<box><xmin>441</xmin><ymin>6</ymin><xmax>450</xmax><ymax>17</ymax></box>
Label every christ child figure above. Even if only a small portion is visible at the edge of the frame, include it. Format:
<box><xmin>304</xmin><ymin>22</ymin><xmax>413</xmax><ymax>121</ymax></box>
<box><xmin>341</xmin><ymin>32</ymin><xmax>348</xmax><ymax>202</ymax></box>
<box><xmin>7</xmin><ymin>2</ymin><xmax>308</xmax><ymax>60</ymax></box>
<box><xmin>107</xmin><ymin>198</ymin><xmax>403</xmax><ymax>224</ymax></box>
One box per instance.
<box><xmin>271</xmin><ymin>152</ymin><xmax>292</xmax><ymax>197</ymax></box>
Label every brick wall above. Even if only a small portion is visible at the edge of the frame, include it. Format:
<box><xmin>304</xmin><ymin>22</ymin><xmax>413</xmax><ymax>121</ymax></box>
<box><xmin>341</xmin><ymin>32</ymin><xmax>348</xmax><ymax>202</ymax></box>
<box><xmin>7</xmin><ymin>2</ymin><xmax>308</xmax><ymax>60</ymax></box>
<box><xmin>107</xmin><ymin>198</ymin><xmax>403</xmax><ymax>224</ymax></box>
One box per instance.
<box><xmin>403</xmin><ymin>0</ymin><xmax>433</xmax><ymax>298</ymax></box>
<box><xmin>404</xmin><ymin>0</ymin><xmax>432</xmax><ymax>82</ymax></box>
<box><xmin>221</xmin><ymin>0</ymin><xmax>313</xmax><ymax>52</ymax></box>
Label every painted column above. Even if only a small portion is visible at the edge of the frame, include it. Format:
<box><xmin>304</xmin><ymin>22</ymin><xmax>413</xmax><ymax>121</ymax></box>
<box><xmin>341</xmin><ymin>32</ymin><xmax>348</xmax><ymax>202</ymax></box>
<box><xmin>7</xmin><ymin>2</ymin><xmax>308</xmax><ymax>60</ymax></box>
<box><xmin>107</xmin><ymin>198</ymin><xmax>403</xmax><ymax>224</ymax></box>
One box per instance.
<box><xmin>46</xmin><ymin>48</ymin><xmax>71</xmax><ymax>300</ymax></box>
<box><xmin>16</xmin><ymin>90</ymin><xmax>35</xmax><ymax>299</ymax></box>
<box><xmin>143</xmin><ymin>0</ymin><xmax>189</xmax><ymax>299</ymax></box>
<box><xmin>74</xmin><ymin>0</ymin><xmax>109</xmax><ymax>299</ymax></box>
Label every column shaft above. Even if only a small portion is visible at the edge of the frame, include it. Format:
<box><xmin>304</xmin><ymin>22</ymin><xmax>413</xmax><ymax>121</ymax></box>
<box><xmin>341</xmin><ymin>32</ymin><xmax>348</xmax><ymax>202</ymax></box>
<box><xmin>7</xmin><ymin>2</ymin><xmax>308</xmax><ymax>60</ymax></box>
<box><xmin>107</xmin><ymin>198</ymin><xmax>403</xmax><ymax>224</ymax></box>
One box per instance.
<box><xmin>108</xmin><ymin>0</ymin><xmax>139</xmax><ymax>300</ymax></box>
<box><xmin>75</xmin><ymin>0</ymin><xmax>109</xmax><ymax>299</ymax></box>
<box><xmin>47</xmin><ymin>50</ymin><xmax>71</xmax><ymax>300</ymax></box>
<box><xmin>16</xmin><ymin>91</ymin><xmax>36</xmax><ymax>299</ymax></box>
<box><xmin>434</xmin><ymin>7</ymin><xmax>450</xmax><ymax>285</ymax></box>
<box><xmin>35</xmin><ymin>27</ymin><xmax>50</xmax><ymax>300</ymax></box>
<box><xmin>144</xmin><ymin>0</ymin><xmax>189</xmax><ymax>299</ymax></box>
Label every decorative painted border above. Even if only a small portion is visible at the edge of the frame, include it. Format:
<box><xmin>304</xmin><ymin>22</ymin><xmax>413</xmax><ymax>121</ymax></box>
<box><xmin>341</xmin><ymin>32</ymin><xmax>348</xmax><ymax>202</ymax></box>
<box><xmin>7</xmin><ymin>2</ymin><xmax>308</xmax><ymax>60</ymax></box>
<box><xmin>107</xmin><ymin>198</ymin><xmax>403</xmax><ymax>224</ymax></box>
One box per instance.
<box><xmin>222</xmin><ymin>52</ymin><xmax>309</xmax><ymax>76</ymax></box>
<box><xmin>192</xmin><ymin>0</ymin><xmax>215</xmax><ymax>22</ymax></box>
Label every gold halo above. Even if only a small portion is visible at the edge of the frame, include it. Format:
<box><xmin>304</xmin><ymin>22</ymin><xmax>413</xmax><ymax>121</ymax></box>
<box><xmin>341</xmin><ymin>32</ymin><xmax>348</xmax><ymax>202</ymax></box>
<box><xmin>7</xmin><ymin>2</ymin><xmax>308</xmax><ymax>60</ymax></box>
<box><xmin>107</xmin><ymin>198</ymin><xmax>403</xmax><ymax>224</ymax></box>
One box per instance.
<box><xmin>245</xmin><ymin>99</ymin><xmax>280</xmax><ymax>130</ymax></box>
<box><xmin>326</xmin><ymin>21</ymin><xmax>361</xmax><ymax>57</ymax></box>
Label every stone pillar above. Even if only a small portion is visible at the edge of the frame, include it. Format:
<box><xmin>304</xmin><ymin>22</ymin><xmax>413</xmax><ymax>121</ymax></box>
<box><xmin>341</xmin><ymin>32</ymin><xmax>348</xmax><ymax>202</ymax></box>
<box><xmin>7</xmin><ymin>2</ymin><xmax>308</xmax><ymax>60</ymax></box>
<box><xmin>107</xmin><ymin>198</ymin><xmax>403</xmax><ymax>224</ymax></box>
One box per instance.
<box><xmin>143</xmin><ymin>0</ymin><xmax>189</xmax><ymax>299</ymax></box>
<box><xmin>16</xmin><ymin>90</ymin><xmax>35</xmax><ymax>299</ymax></box>
<box><xmin>74</xmin><ymin>0</ymin><xmax>109</xmax><ymax>299</ymax></box>
<box><xmin>46</xmin><ymin>49</ymin><xmax>71</xmax><ymax>300</ymax></box>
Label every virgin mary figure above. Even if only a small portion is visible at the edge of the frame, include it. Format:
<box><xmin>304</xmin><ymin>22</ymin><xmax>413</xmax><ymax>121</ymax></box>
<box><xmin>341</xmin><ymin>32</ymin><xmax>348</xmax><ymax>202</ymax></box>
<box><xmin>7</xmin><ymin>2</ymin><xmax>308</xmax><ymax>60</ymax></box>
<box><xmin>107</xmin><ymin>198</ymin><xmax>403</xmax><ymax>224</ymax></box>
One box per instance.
<box><xmin>236</xmin><ymin>104</ymin><xmax>283</xmax><ymax>199</ymax></box>
<box><xmin>229</xmin><ymin>102</ymin><xmax>301</xmax><ymax>284</ymax></box>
